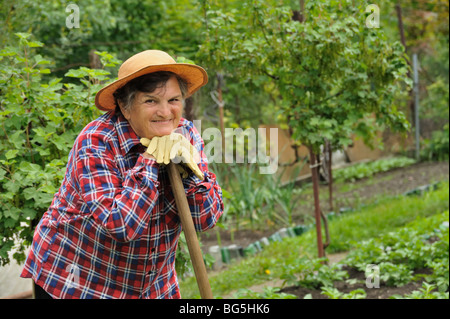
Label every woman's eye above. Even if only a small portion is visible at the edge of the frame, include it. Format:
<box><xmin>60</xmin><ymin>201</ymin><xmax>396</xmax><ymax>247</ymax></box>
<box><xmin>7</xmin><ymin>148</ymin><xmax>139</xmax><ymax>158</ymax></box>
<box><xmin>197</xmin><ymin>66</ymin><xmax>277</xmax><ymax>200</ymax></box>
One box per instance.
<box><xmin>145</xmin><ymin>99</ymin><xmax>155</xmax><ymax>104</ymax></box>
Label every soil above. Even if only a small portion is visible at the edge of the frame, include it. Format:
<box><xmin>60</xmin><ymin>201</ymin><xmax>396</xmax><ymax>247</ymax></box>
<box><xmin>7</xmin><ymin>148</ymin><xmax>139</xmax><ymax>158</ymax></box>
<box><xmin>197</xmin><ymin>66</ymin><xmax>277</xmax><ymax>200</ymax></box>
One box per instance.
<box><xmin>279</xmin><ymin>266</ymin><xmax>433</xmax><ymax>299</ymax></box>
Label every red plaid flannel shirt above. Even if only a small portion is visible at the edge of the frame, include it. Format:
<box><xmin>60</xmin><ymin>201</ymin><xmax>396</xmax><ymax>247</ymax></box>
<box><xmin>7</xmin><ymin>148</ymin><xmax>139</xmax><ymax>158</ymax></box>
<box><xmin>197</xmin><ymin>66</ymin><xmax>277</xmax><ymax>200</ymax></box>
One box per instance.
<box><xmin>21</xmin><ymin>111</ymin><xmax>223</xmax><ymax>299</ymax></box>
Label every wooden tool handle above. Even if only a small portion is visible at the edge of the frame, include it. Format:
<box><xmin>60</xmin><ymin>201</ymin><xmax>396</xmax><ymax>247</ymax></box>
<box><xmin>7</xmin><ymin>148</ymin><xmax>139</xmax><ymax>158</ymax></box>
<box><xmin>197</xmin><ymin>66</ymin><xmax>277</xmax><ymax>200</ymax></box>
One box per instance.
<box><xmin>167</xmin><ymin>162</ymin><xmax>213</xmax><ymax>299</ymax></box>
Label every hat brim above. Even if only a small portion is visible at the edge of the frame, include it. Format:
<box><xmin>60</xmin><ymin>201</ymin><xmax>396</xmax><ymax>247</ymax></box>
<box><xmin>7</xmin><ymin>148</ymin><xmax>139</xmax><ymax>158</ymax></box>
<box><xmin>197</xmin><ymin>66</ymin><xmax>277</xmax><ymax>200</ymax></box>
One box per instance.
<box><xmin>95</xmin><ymin>63</ymin><xmax>208</xmax><ymax>111</ymax></box>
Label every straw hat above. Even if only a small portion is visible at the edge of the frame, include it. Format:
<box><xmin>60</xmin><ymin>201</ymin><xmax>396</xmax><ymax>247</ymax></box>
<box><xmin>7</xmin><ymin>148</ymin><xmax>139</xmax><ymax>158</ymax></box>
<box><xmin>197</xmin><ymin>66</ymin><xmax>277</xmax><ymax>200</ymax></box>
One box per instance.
<box><xmin>95</xmin><ymin>50</ymin><xmax>208</xmax><ymax>111</ymax></box>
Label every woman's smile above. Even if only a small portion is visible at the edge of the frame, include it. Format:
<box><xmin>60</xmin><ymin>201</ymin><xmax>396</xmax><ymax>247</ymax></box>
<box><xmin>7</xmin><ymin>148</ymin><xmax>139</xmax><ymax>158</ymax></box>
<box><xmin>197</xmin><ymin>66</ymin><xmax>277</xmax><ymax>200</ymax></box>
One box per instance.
<box><xmin>120</xmin><ymin>76</ymin><xmax>183</xmax><ymax>139</ymax></box>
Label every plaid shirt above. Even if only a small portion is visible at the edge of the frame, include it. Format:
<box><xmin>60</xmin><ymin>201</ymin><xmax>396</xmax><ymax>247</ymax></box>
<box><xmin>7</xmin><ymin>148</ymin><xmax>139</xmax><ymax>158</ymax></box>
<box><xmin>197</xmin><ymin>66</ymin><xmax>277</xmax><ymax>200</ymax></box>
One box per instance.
<box><xmin>21</xmin><ymin>111</ymin><xmax>223</xmax><ymax>299</ymax></box>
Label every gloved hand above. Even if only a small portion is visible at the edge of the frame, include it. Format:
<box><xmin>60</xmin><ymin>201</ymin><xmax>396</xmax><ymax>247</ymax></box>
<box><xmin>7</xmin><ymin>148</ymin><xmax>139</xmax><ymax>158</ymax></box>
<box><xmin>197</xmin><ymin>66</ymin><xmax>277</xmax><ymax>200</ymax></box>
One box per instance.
<box><xmin>140</xmin><ymin>133</ymin><xmax>204</xmax><ymax>180</ymax></box>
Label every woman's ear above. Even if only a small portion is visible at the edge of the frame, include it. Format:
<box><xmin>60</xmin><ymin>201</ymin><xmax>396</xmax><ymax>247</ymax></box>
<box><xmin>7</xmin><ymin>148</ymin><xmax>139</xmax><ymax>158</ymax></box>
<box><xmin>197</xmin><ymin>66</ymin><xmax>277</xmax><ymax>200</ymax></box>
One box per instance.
<box><xmin>118</xmin><ymin>100</ymin><xmax>131</xmax><ymax>120</ymax></box>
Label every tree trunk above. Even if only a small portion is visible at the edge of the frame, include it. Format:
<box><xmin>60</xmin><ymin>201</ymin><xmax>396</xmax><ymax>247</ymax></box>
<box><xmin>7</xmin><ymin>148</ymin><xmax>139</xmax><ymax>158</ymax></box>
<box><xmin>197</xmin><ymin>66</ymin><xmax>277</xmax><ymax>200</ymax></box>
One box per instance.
<box><xmin>292</xmin><ymin>1</ymin><xmax>305</xmax><ymax>23</ymax></box>
<box><xmin>184</xmin><ymin>96</ymin><xmax>195</xmax><ymax>122</ymax></box>
<box><xmin>299</xmin><ymin>0</ymin><xmax>305</xmax><ymax>22</ymax></box>
<box><xmin>395</xmin><ymin>2</ymin><xmax>407</xmax><ymax>52</ymax></box>
<box><xmin>89</xmin><ymin>49</ymin><xmax>102</xmax><ymax>69</ymax></box>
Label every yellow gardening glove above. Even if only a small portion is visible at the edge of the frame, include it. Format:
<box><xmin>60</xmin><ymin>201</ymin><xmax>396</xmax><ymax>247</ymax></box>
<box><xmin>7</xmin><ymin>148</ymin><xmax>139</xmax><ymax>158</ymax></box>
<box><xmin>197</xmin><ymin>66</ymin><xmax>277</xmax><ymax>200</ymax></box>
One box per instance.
<box><xmin>140</xmin><ymin>133</ymin><xmax>204</xmax><ymax>180</ymax></box>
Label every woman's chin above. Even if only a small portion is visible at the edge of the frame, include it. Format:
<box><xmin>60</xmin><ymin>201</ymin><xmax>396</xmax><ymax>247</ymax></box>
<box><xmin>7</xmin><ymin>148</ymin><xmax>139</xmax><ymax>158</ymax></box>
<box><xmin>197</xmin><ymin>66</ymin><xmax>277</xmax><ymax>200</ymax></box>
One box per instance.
<box><xmin>151</xmin><ymin>128</ymin><xmax>174</xmax><ymax>137</ymax></box>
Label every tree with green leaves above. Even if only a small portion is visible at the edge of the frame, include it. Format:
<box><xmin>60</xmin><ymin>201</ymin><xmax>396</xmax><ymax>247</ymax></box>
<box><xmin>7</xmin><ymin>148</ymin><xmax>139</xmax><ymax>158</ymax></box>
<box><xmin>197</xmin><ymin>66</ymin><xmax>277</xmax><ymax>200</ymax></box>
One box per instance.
<box><xmin>198</xmin><ymin>0</ymin><xmax>411</xmax><ymax>258</ymax></box>
<box><xmin>1</xmin><ymin>0</ymin><xmax>204</xmax><ymax>77</ymax></box>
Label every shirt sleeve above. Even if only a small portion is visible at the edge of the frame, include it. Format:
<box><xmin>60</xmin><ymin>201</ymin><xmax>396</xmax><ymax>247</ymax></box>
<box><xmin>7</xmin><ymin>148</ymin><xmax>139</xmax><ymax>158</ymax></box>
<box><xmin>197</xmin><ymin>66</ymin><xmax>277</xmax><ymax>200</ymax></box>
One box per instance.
<box><xmin>182</xmin><ymin>170</ymin><xmax>224</xmax><ymax>232</ymax></box>
<box><xmin>75</xmin><ymin>147</ymin><xmax>160</xmax><ymax>242</ymax></box>
<box><xmin>179</xmin><ymin>122</ymin><xmax>224</xmax><ymax>232</ymax></box>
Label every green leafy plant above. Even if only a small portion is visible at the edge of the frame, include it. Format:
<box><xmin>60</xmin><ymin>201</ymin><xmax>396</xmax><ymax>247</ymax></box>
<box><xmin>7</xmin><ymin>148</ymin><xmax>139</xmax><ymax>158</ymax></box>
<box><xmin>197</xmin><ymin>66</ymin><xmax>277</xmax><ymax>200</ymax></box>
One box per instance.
<box><xmin>377</xmin><ymin>262</ymin><xmax>414</xmax><ymax>287</ymax></box>
<box><xmin>217</xmin><ymin>162</ymin><xmax>304</xmax><ymax>232</ymax></box>
<box><xmin>233</xmin><ymin>286</ymin><xmax>297</xmax><ymax>299</ymax></box>
<box><xmin>343</xmin><ymin>209</ymin><xmax>449</xmax><ymax>289</ymax></box>
<box><xmin>391</xmin><ymin>282</ymin><xmax>449</xmax><ymax>299</ymax></box>
<box><xmin>321</xmin><ymin>287</ymin><xmax>367</xmax><ymax>299</ymax></box>
<box><xmin>421</xmin><ymin>123</ymin><xmax>449</xmax><ymax>162</ymax></box>
<box><xmin>224</xmin><ymin>164</ymin><xmax>267</xmax><ymax>230</ymax></box>
<box><xmin>272</xmin><ymin>166</ymin><xmax>304</xmax><ymax>227</ymax></box>
<box><xmin>0</xmin><ymin>33</ymin><xmax>120</xmax><ymax>266</ymax></box>
<box><xmin>333</xmin><ymin>157</ymin><xmax>416</xmax><ymax>182</ymax></box>
<box><xmin>280</xmin><ymin>257</ymin><xmax>348</xmax><ymax>289</ymax></box>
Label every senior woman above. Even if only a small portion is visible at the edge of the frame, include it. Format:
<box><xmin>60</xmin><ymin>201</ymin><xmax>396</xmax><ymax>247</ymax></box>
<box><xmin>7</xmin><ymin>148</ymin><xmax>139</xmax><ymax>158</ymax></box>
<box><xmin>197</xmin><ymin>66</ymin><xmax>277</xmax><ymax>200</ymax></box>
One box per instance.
<box><xmin>21</xmin><ymin>50</ymin><xmax>224</xmax><ymax>299</ymax></box>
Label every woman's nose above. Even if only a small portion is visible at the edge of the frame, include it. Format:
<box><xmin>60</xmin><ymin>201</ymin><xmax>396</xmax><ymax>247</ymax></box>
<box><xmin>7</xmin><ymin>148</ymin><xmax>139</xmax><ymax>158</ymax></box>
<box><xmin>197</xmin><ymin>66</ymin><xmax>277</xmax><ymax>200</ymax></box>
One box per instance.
<box><xmin>156</xmin><ymin>101</ymin><xmax>171</xmax><ymax>117</ymax></box>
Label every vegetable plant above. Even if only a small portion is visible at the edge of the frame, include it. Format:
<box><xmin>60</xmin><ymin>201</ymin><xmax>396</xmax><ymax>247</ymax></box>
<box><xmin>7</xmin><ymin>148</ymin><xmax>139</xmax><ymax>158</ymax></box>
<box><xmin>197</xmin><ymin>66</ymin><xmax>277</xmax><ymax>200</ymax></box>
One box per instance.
<box><xmin>333</xmin><ymin>157</ymin><xmax>416</xmax><ymax>182</ymax></box>
<box><xmin>321</xmin><ymin>287</ymin><xmax>367</xmax><ymax>299</ymax></box>
<box><xmin>233</xmin><ymin>286</ymin><xmax>297</xmax><ymax>299</ymax></box>
<box><xmin>344</xmin><ymin>210</ymin><xmax>449</xmax><ymax>290</ymax></box>
<box><xmin>391</xmin><ymin>282</ymin><xmax>449</xmax><ymax>299</ymax></box>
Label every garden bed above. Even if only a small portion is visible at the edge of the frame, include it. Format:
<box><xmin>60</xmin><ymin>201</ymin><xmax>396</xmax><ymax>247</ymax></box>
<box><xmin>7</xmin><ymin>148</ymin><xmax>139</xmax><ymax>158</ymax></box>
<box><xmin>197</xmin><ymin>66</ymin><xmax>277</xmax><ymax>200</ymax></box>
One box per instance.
<box><xmin>277</xmin><ymin>210</ymin><xmax>450</xmax><ymax>299</ymax></box>
<box><xmin>280</xmin><ymin>266</ymin><xmax>432</xmax><ymax>299</ymax></box>
<box><xmin>180</xmin><ymin>177</ymin><xmax>449</xmax><ymax>299</ymax></box>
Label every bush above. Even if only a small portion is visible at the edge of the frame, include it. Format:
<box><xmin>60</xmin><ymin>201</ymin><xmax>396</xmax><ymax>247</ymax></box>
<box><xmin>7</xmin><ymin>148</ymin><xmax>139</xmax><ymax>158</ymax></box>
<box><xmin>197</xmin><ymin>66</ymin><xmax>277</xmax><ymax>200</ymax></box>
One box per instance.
<box><xmin>421</xmin><ymin>123</ymin><xmax>449</xmax><ymax>161</ymax></box>
<box><xmin>0</xmin><ymin>33</ymin><xmax>120</xmax><ymax>265</ymax></box>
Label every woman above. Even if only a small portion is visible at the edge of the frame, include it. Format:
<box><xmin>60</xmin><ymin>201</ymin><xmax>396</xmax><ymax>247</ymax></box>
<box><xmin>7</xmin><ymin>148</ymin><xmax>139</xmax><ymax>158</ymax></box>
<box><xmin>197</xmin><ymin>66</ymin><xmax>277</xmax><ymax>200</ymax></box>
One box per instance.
<box><xmin>21</xmin><ymin>50</ymin><xmax>224</xmax><ymax>299</ymax></box>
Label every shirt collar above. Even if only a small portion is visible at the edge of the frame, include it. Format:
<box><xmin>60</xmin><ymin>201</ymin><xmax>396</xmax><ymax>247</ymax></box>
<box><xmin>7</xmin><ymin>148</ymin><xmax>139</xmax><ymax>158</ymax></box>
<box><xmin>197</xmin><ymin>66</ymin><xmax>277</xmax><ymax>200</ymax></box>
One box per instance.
<box><xmin>113</xmin><ymin>113</ymin><xmax>188</xmax><ymax>155</ymax></box>
<box><xmin>113</xmin><ymin>112</ymin><xmax>141</xmax><ymax>155</ymax></box>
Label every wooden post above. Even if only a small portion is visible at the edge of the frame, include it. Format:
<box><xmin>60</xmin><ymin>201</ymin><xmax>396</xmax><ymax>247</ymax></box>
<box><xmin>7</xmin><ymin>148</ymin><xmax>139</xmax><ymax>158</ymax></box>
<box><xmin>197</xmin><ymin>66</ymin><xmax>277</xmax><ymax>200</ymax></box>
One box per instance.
<box><xmin>327</xmin><ymin>140</ymin><xmax>333</xmax><ymax>212</ymax></box>
<box><xmin>413</xmin><ymin>54</ymin><xmax>421</xmax><ymax>160</ymax></box>
<box><xmin>309</xmin><ymin>149</ymin><xmax>325</xmax><ymax>259</ymax></box>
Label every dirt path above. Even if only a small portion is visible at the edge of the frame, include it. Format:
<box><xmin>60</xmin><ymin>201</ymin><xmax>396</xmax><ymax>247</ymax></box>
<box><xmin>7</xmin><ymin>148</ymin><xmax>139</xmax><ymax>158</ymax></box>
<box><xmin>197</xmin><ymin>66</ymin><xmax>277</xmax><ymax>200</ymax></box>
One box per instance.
<box><xmin>0</xmin><ymin>248</ymin><xmax>32</xmax><ymax>298</ymax></box>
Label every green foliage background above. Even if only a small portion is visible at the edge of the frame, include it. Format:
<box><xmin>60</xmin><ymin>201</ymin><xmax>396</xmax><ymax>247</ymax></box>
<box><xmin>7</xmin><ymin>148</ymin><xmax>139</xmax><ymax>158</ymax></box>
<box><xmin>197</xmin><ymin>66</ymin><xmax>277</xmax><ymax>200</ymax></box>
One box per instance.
<box><xmin>0</xmin><ymin>0</ymin><xmax>448</xmax><ymax>267</ymax></box>
<box><xmin>0</xmin><ymin>34</ymin><xmax>122</xmax><ymax>265</ymax></box>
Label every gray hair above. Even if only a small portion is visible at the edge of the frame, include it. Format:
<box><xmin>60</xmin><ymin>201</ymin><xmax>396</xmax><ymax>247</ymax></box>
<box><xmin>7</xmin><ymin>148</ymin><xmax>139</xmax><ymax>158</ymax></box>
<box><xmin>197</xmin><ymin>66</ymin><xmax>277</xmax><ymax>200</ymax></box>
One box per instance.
<box><xmin>113</xmin><ymin>71</ymin><xmax>189</xmax><ymax>112</ymax></box>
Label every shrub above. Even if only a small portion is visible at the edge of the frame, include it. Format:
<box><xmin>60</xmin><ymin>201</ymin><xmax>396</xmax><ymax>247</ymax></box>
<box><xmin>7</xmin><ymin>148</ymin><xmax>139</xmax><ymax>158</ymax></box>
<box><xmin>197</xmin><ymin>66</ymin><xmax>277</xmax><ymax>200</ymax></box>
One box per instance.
<box><xmin>0</xmin><ymin>33</ymin><xmax>120</xmax><ymax>265</ymax></box>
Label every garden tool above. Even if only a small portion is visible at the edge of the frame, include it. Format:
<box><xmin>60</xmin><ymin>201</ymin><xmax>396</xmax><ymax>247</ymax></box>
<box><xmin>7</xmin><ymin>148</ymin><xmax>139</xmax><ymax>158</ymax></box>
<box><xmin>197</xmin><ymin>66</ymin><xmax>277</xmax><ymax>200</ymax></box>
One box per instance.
<box><xmin>141</xmin><ymin>135</ymin><xmax>213</xmax><ymax>299</ymax></box>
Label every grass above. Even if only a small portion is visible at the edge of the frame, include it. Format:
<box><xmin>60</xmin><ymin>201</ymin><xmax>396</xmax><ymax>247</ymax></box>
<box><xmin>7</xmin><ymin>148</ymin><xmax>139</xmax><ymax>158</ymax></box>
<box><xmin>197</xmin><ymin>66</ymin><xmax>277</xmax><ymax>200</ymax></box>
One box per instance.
<box><xmin>321</xmin><ymin>184</ymin><xmax>449</xmax><ymax>253</ymax></box>
<box><xmin>179</xmin><ymin>181</ymin><xmax>449</xmax><ymax>298</ymax></box>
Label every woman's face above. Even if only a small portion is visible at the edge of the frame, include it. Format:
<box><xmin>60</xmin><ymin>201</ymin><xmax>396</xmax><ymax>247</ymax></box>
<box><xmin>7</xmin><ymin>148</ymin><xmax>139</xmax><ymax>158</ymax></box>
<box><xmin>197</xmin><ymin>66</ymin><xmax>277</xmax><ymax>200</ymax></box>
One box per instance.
<box><xmin>120</xmin><ymin>76</ymin><xmax>183</xmax><ymax>139</ymax></box>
